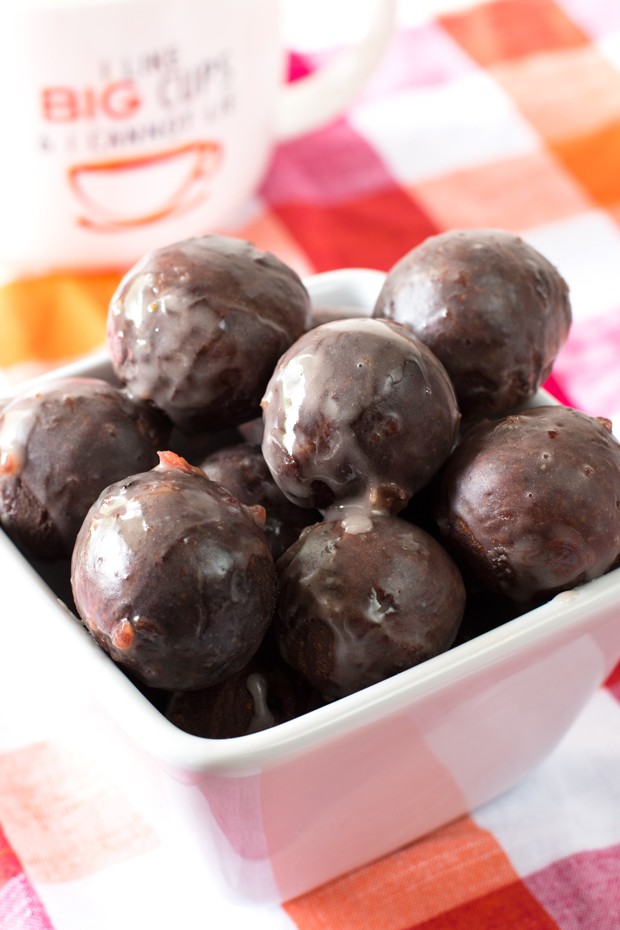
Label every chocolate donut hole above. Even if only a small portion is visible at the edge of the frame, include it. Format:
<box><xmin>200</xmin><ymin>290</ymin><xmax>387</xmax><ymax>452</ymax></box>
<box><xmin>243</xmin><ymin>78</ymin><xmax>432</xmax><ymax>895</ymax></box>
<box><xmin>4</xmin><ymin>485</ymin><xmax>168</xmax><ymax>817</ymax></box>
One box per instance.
<box><xmin>436</xmin><ymin>405</ymin><xmax>620</xmax><ymax>602</ymax></box>
<box><xmin>262</xmin><ymin>317</ymin><xmax>460</xmax><ymax>514</ymax></box>
<box><xmin>71</xmin><ymin>452</ymin><xmax>277</xmax><ymax>691</ymax></box>
<box><xmin>275</xmin><ymin>514</ymin><xmax>466</xmax><ymax>700</ymax></box>
<box><xmin>165</xmin><ymin>638</ymin><xmax>325</xmax><ymax>739</ymax></box>
<box><xmin>107</xmin><ymin>235</ymin><xmax>312</xmax><ymax>432</ymax></box>
<box><xmin>0</xmin><ymin>377</ymin><xmax>169</xmax><ymax>559</ymax></box>
<box><xmin>373</xmin><ymin>228</ymin><xmax>571</xmax><ymax>419</ymax></box>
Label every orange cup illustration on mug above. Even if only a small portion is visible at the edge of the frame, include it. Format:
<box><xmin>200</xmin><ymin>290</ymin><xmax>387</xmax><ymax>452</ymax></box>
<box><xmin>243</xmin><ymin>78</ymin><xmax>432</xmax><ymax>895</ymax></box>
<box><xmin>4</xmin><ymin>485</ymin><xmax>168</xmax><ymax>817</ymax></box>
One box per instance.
<box><xmin>67</xmin><ymin>140</ymin><xmax>223</xmax><ymax>230</ymax></box>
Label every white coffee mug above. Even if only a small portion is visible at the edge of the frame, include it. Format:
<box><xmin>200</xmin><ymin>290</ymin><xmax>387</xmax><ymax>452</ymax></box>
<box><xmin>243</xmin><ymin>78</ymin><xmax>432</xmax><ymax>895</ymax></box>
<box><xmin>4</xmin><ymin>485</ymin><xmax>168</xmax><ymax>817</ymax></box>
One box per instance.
<box><xmin>0</xmin><ymin>0</ymin><xmax>395</xmax><ymax>277</ymax></box>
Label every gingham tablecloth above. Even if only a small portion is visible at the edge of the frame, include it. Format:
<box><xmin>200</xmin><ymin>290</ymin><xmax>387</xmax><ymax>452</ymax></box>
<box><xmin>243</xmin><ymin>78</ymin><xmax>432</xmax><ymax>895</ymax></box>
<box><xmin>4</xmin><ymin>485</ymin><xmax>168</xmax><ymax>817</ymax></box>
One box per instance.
<box><xmin>2</xmin><ymin>1</ymin><xmax>620</xmax><ymax>927</ymax></box>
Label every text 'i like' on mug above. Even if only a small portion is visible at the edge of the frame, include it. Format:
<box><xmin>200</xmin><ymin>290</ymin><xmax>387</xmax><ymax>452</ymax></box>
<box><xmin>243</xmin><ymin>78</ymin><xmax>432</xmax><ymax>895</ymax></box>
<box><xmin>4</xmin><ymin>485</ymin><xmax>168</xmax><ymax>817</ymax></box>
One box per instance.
<box><xmin>0</xmin><ymin>0</ymin><xmax>396</xmax><ymax>277</ymax></box>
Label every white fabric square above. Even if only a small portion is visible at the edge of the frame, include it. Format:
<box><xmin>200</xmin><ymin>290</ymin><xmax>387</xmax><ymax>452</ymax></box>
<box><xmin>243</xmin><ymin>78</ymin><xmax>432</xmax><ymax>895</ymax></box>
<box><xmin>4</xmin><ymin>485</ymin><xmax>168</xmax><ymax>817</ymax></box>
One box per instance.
<box><xmin>38</xmin><ymin>846</ymin><xmax>296</xmax><ymax>930</ymax></box>
<box><xmin>595</xmin><ymin>29</ymin><xmax>620</xmax><ymax>72</ymax></box>
<box><xmin>398</xmin><ymin>0</ymin><xmax>494</xmax><ymax>28</ymax></box>
<box><xmin>474</xmin><ymin>689</ymin><xmax>620</xmax><ymax>876</ymax></box>
<box><xmin>349</xmin><ymin>70</ymin><xmax>541</xmax><ymax>184</ymax></box>
<box><xmin>523</xmin><ymin>209</ymin><xmax>620</xmax><ymax>325</ymax></box>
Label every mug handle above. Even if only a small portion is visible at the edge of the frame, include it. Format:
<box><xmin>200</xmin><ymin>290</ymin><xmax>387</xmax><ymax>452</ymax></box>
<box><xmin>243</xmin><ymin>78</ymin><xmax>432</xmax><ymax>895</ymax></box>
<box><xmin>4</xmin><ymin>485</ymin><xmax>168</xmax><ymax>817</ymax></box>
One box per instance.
<box><xmin>275</xmin><ymin>0</ymin><xmax>397</xmax><ymax>141</ymax></box>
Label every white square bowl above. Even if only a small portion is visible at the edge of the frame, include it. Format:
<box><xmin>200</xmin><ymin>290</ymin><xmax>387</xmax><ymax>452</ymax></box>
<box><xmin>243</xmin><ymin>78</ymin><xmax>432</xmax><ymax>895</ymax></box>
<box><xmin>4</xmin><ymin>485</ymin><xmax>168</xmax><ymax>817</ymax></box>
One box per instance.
<box><xmin>1</xmin><ymin>267</ymin><xmax>620</xmax><ymax>904</ymax></box>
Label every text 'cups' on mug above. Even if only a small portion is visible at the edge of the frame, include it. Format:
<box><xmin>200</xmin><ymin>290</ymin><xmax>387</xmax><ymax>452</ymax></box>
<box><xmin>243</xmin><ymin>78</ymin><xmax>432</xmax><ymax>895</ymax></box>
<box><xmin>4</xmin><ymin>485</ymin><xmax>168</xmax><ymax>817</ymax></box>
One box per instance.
<box><xmin>0</xmin><ymin>0</ymin><xmax>396</xmax><ymax>276</ymax></box>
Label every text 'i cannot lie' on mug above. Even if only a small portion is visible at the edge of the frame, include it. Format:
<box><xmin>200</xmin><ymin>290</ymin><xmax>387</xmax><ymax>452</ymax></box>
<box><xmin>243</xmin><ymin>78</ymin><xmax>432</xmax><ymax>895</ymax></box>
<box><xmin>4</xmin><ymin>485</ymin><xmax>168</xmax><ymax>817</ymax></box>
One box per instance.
<box><xmin>0</xmin><ymin>0</ymin><xmax>396</xmax><ymax>278</ymax></box>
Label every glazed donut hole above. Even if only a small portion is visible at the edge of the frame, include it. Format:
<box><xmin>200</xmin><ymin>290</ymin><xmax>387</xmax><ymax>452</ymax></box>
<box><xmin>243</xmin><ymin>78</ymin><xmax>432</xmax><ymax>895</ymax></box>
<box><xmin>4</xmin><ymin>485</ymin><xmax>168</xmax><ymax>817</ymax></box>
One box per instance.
<box><xmin>261</xmin><ymin>317</ymin><xmax>461</xmax><ymax>515</ymax></box>
<box><xmin>164</xmin><ymin>636</ymin><xmax>325</xmax><ymax>739</ymax></box>
<box><xmin>71</xmin><ymin>451</ymin><xmax>278</xmax><ymax>692</ymax></box>
<box><xmin>435</xmin><ymin>405</ymin><xmax>620</xmax><ymax>604</ymax></box>
<box><xmin>107</xmin><ymin>235</ymin><xmax>312</xmax><ymax>433</ymax></box>
<box><xmin>373</xmin><ymin>228</ymin><xmax>571</xmax><ymax>420</ymax></box>
<box><xmin>0</xmin><ymin>377</ymin><xmax>169</xmax><ymax>560</ymax></box>
<box><xmin>274</xmin><ymin>514</ymin><xmax>466</xmax><ymax>701</ymax></box>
